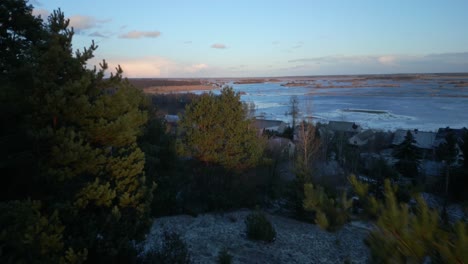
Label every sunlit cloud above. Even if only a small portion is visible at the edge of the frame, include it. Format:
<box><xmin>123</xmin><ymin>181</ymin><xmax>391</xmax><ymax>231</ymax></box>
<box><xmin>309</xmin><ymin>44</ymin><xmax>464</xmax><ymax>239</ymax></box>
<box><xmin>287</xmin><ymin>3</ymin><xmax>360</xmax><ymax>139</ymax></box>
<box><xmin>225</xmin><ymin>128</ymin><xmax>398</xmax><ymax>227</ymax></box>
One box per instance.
<box><xmin>119</xmin><ymin>30</ymin><xmax>161</xmax><ymax>39</ymax></box>
<box><xmin>89</xmin><ymin>57</ymin><xmax>211</xmax><ymax>78</ymax></box>
<box><xmin>211</xmin><ymin>43</ymin><xmax>227</xmax><ymax>49</ymax></box>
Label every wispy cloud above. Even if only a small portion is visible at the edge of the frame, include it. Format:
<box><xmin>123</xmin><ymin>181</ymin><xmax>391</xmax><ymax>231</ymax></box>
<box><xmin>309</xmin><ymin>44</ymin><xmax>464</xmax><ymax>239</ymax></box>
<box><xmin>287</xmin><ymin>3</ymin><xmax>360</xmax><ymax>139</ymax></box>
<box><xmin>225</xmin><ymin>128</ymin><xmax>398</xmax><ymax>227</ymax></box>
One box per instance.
<box><xmin>89</xmin><ymin>31</ymin><xmax>108</xmax><ymax>38</ymax></box>
<box><xmin>119</xmin><ymin>30</ymin><xmax>161</xmax><ymax>39</ymax></box>
<box><xmin>289</xmin><ymin>55</ymin><xmax>383</xmax><ymax>64</ymax></box>
<box><xmin>287</xmin><ymin>52</ymin><xmax>468</xmax><ymax>74</ymax></box>
<box><xmin>184</xmin><ymin>41</ymin><xmax>193</xmax><ymax>44</ymax></box>
<box><xmin>69</xmin><ymin>15</ymin><xmax>110</xmax><ymax>33</ymax></box>
<box><xmin>292</xmin><ymin>41</ymin><xmax>303</xmax><ymax>49</ymax></box>
<box><xmin>211</xmin><ymin>43</ymin><xmax>227</xmax><ymax>49</ymax></box>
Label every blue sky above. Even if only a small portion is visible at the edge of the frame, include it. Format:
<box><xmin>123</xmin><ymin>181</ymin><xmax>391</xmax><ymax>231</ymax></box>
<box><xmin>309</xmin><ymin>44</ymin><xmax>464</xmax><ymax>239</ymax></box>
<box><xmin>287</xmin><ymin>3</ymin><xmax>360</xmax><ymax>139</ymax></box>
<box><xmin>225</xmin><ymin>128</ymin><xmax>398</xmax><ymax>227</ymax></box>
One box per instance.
<box><xmin>32</xmin><ymin>0</ymin><xmax>468</xmax><ymax>77</ymax></box>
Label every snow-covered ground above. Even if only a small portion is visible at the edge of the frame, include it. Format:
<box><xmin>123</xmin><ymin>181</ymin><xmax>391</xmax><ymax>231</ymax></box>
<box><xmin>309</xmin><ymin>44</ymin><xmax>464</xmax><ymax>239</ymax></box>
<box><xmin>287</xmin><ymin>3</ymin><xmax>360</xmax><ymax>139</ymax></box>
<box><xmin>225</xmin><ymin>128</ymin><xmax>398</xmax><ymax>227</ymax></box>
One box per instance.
<box><xmin>229</xmin><ymin>80</ymin><xmax>468</xmax><ymax>131</ymax></box>
<box><xmin>139</xmin><ymin>210</ymin><xmax>370</xmax><ymax>264</ymax></box>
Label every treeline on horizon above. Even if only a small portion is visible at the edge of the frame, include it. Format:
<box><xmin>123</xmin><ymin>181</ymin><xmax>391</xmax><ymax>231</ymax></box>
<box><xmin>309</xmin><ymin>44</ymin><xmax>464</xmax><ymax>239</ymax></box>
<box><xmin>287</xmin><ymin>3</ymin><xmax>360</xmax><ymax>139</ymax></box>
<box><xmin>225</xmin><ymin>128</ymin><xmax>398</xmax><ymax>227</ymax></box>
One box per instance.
<box><xmin>129</xmin><ymin>79</ymin><xmax>203</xmax><ymax>89</ymax></box>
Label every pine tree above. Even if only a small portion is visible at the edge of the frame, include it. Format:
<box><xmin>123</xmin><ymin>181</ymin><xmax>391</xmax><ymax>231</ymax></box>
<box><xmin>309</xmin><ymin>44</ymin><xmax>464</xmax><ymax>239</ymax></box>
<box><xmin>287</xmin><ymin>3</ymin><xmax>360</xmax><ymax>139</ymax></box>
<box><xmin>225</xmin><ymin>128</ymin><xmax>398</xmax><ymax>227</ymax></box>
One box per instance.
<box><xmin>0</xmin><ymin>0</ymin><xmax>44</xmax><ymax>200</ymax></box>
<box><xmin>303</xmin><ymin>183</ymin><xmax>352</xmax><ymax>231</ymax></box>
<box><xmin>436</xmin><ymin>130</ymin><xmax>460</xmax><ymax>198</ymax></box>
<box><xmin>393</xmin><ymin>130</ymin><xmax>422</xmax><ymax>178</ymax></box>
<box><xmin>462</xmin><ymin>131</ymin><xmax>468</xmax><ymax>169</ymax></box>
<box><xmin>1</xmin><ymin>3</ymin><xmax>154</xmax><ymax>262</ymax></box>
<box><xmin>350</xmin><ymin>176</ymin><xmax>468</xmax><ymax>263</ymax></box>
<box><xmin>179</xmin><ymin>86</ymin><xmax>264</xmax><ymax>171</ymax></box>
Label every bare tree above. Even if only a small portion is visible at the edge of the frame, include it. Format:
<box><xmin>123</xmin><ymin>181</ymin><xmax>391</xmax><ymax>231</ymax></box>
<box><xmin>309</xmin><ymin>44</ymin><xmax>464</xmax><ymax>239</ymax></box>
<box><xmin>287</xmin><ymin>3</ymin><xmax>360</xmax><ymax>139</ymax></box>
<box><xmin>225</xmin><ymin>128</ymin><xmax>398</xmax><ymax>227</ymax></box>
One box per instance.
<box><xmin>295</xmin><ymin>120</ymin><xmax>321</xmax><ymax>182</ymax></box>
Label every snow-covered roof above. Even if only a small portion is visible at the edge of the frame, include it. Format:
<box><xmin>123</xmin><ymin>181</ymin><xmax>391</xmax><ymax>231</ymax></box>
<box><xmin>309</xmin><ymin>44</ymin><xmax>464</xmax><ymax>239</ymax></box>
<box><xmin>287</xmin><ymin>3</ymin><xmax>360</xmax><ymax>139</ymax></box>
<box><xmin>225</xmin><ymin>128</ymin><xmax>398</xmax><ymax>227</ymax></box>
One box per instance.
<box><xmin>392</xmin><ymin>129</ymin><xmax>436</xmax><ymax>149</ymax></box>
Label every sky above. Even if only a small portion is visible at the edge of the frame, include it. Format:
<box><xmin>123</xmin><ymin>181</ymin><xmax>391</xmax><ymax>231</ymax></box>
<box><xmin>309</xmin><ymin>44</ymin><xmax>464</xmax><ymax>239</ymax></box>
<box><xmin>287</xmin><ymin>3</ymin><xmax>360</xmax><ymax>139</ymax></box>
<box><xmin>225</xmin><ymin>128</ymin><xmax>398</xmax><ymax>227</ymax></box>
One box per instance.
<box><xmin>32</xmin><ymin>0</ymin><xmax>468</xmax><ymax>78</ymax></box>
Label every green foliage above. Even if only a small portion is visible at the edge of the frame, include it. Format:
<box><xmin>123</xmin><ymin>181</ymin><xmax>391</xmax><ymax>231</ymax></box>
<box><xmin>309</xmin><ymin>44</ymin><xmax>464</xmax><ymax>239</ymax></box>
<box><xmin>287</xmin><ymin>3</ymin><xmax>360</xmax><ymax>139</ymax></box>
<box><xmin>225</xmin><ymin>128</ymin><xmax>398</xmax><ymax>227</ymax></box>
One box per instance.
<box><xmin>0</xmin><ymin>2</ymin><xmax>154</xmax><ymax>262</ymax></box>
<box><xmin>349</xmin><ymin>175</ymin><xmax>382</xmax><ymax>218</ymax></box>
<box><xmin>290</xmin><ymin>121</ymin><xmax>320</xmax><ymax>218</ymax></box>
<box><xmin>436</xmin><ymin>130</ymin><xmax>460</xmax><ymax>165</ymax></box>
<box><xmin>368</xmin><ymin>158</ymin><xmax>399</xmax><ymax>184</ymax></box>
<box><xmin>303</xmin><ymin>183</ymin><xmax>352</xmax><ymax>231</ymax></box>
<box><xmin>217</xmin><ymin>248</ymin><xmax>233</xmax><ymax>264</ymax></box>
<box><xmin>436</xmin><ymin>221</ymin><xmax>468</xmax><ymax>263</ymax></box>
<box><xmin>141</xmin><ymin>231</ymin><xmax>192</xmax><ymax>264</ymax></box>
<box><xmin>245</xmin><ymin>211</ymin><xmax>276</xmax><ymax>243</ymax></box>
<box><xmin>351</xmin><ymin>176</ymin><xmax>468</xmax><ymax>263</ymax></box>
<box><xmin>138</xmin><ymin>112</ymin><xmax>180</xmax><ymax>216</ymax></box>
<box><xmin>370</xmin><ymin>185</ymin><xmax>439</xmax><ymax>262</ymax></box>
<box><xmin>179</xmin><ymin>86</ymin><xmax>264</xmax><ymax>171</ymax></box>
<box><xmin>393</xmin><ymin>130</ymin><xmax>422</xmax><ymax>178</ymax></box>
<box><xmin>0</xmin><ymin>200</ymin><xmax>87</xmax><ymax>264</ymax></box>
<box><xmin>463</xmin><ymin>131</ymin><xmax>468</xmax><ymax>169</ymax></box>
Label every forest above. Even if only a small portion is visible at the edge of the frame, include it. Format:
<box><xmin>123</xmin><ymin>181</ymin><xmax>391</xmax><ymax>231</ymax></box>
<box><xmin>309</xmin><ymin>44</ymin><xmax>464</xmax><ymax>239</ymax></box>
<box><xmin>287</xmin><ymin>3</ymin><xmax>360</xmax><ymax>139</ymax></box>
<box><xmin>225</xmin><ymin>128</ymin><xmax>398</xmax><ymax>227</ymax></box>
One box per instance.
<box><xmin>1</xmin><ymin>1</ymin><xmax>468</xmax><ymax>263</ymax></box>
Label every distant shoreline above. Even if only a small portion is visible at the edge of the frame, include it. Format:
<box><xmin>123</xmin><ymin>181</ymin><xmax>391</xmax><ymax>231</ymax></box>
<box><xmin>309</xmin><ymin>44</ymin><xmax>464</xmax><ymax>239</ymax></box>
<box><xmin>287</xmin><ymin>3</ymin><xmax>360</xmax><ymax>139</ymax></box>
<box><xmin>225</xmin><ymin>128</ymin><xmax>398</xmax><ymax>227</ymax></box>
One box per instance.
<box><xmin>142</xmin><ymin>85</ymin><xmax>217</xmax><ymax>94</ymax></box>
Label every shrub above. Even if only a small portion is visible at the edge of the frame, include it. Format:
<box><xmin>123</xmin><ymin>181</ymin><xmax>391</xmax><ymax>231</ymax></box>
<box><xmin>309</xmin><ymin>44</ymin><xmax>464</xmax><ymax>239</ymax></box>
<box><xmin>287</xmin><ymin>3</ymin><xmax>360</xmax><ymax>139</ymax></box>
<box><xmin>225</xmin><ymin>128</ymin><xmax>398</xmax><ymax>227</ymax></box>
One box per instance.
<box><xmin>303</xmin><ymin>184</ymin><xmax>353</xmax><ymax>231</ymax></box>
<box><xmin>245</xmin><ymin>211</ymin><xmax>276</xmax><ymax>243</ymax></box>
<box><xmin>142</xmin><ymin>231</ymin><xmax>192</xmax><ymax>264</ymax></box>
<box><xmin>216</xmin><ymin>248</ymin><xmax>233</xmax><ymax>264</ymax></box>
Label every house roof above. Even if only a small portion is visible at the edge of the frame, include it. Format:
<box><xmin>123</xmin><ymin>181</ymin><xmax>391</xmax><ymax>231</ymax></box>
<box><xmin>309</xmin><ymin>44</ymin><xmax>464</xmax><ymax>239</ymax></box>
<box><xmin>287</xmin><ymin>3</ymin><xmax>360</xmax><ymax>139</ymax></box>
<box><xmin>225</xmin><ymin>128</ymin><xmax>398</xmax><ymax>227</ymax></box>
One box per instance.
<box><xmin>392</xmin><ymin>129</ymin><xmax>436</xmax><ymax>149</ymax></box>
<box><xmin>349</xmin><ymin>129</ymin><xmax>375</xmax><ymax>146</ymax></box>
<box><xmin>434</xmin><ymin>127</ymin><xmax>467</xmax><ymax>147</ymax></box>
<box><xmin>327</xmin><ymin>121</ymin><xmax>361</xmax><ymax>133</ymax></box>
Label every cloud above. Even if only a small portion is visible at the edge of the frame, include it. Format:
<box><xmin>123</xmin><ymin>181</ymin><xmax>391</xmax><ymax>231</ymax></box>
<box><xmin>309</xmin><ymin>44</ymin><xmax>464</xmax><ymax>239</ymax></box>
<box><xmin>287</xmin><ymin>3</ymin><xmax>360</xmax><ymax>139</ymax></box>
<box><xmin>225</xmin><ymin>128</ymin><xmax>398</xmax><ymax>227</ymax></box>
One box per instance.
<box><xmin>287</xmin><ymin>52</ymin><xmax>468</xmax><ymax>75</ymax></box>
<box><xmin>211</xmin><ymin>43</ymin><xmax>227</xmax><ymax>49</ymax></box>
<box><xmin>292</xmin><ymin>41</ymin><xmax>303</xmax><ymax>49</ymax></box>
<box><xmin>69</xmin><ymin>15</ymin><xmax>110</xmax><ymax>33</ymax></box>
<box><xmin>184</xmin><ymin>41</ymin><xmax>192</xmax><ymax>44</ymax></box>
<box><xmin>184</xmin><ymin>63</ymin><xmax>208</xmax><ymax>73</ymax></box>
<box><xmin>30</xmin><ymin>0</ymin><xmax>42</xmax><ymax>6</ymax></box>
<box><xmin>289</xmin><ymin>55</ymin><xmax>374</xmax><ymax>64</ymax></box>
<box><xmin>32</xmin><ymin>8</ymin><xmax>49</xmax><ymax>18</ymax></box>
<box><xmin>119</xmin><ymin>30</ymin><xmax>161</xmax><ymax>39</ymax></box>
<box><xmin>88</xmin><ymin>56</ymin><xmax>211</xmax><ymax>78</ymax></box>
<box><xmin>378</xmin><ymin>55</ymin><xmax>397</xmax><ymax>66</ymax></box>
<box><xmin>89</xmin><ymin>31</ymin><xmax>108</xmax><ymax>38</ymax></box>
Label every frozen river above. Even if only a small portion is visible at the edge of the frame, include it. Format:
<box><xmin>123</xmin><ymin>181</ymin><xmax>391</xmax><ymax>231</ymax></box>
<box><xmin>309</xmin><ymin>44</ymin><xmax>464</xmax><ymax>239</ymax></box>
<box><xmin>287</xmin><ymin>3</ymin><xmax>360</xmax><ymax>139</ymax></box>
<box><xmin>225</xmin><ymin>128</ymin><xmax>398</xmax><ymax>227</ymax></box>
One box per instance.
<box><xmin>226</xmin><ymin>77</ymin><xmax>468</xmax><ymax>131</ymax></box>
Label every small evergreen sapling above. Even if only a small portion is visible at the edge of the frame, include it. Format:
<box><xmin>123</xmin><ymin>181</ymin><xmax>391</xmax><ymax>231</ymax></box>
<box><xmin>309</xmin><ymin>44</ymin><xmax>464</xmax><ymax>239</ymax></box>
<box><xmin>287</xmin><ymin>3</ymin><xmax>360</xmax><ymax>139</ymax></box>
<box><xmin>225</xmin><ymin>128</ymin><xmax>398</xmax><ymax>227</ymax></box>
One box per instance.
<box><xmin>245</xmin><ymin>211</ymin><xmax>276</xmax><ymax>243</ymax></box>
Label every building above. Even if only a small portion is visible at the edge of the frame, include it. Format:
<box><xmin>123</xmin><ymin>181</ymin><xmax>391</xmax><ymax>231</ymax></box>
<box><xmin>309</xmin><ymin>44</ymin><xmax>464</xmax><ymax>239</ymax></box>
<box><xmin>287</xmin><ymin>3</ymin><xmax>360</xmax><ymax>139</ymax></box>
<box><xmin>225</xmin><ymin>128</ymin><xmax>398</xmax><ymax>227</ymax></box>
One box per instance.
<box><xmin>392</xmin><ymin>129</ymin><xmax>436</xmax><ymax>150</ymax></box>
<box><xmin>251</xmin><ymin>119</ymin><xmax>287</xmax><ymax>135</ymax></box>
<box><xmin>348</xmin><ymin>129</ymin><xmax>375</xmax><ymax>146</ymax></box>
<box><xmin>392</xmin><ymin>129</ymin><xmax>436</xmax><ymax>159</ymax></box>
